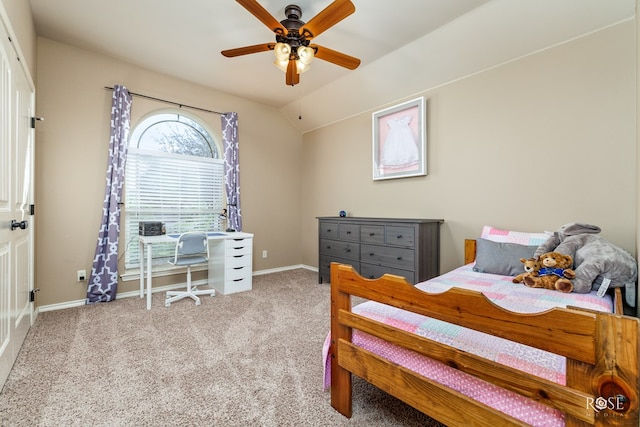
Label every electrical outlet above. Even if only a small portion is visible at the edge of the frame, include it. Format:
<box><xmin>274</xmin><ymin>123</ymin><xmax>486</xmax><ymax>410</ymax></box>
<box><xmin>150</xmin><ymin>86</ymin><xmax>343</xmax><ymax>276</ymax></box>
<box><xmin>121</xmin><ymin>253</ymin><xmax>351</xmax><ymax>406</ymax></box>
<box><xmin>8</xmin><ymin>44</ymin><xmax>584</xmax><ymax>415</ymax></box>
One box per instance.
<box><xmin>77</xmin><ymin>270</ymin><xmax>87</xmax><ymax>281</ymax></box>
<box><xmin>262</xmin><ymin>250</ymin><xmax>267</xmax><ymax>259</ymax></box>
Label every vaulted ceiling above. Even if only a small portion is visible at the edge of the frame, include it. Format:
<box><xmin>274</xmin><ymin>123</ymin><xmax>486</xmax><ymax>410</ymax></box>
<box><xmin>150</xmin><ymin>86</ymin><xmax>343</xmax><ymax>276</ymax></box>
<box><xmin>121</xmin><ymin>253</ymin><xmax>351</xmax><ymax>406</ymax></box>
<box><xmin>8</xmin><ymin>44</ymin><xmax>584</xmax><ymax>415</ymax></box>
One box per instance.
<box><xmin>29</xmin><ymin>0</ymin><xmax>635</xmax><ymax>132</ymax></box>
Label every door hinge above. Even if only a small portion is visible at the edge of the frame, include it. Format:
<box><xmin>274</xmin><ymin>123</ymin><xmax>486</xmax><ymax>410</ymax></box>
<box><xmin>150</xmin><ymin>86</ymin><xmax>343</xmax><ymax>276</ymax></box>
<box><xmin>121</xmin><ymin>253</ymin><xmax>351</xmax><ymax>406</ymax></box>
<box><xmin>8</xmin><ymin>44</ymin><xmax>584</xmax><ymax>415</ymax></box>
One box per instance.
<box><xmin>30</xmin><ymin>288</ymin><xmax>40</xmax><ymax>302</ymax></box>
<box><xmin>30</xmin><ymin>117</ymin><xmax>44</xmax><ymax>128</ymax></box>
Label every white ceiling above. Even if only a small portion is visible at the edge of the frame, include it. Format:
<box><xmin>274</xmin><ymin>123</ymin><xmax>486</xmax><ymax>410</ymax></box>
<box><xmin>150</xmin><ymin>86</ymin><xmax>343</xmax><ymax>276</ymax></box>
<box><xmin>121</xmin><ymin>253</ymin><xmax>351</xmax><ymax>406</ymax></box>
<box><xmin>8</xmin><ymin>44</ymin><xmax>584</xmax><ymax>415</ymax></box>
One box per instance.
<box><xmin>28</xmin><ymin>0</ymin><xmax>636</xmax><ymax>133</ymax></box>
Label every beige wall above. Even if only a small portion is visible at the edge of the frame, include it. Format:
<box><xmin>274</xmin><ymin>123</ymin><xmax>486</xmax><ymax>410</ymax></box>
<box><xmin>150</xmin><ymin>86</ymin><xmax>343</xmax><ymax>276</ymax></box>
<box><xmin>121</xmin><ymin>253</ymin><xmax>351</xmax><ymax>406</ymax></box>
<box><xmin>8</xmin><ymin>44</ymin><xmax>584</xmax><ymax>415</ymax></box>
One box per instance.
<box><xmin>34</xmin><ymin>38</ymin><xmax>303</xmax><ymax>307</ymax></box>
<box><xmin>301</xmin><ymin>21</ymin><xmax>637</xmax><ymax>275</ymax></box>
<box><xmin>6</xmin><ymin>0</ymin><xmax>638</xmax><ymax>307</ymax></box>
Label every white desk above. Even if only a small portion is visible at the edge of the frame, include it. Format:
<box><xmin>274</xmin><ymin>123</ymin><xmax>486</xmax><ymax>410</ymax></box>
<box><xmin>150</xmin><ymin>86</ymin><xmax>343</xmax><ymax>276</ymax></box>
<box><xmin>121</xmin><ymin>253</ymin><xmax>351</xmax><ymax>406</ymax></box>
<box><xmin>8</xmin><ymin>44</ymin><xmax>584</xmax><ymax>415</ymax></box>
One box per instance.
<box><xmin>138</xmin><ymin>231</ymin><xmax>253</xmax><ymax>309</ymax></box>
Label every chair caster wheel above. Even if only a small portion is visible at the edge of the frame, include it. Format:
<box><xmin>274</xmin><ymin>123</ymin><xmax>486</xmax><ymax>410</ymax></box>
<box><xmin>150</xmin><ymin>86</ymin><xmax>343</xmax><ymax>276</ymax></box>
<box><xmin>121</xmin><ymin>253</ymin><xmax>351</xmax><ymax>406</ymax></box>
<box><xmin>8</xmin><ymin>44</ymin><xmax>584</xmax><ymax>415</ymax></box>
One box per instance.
<box><xmin>195</xmin><ymin>300</ymin><xmax>201</xmax><ymax>306</ymax></box>
<box><xmin>165</xmin><ymin>302</ymin><xmax>171</xmax><ymax>308</ymax></box>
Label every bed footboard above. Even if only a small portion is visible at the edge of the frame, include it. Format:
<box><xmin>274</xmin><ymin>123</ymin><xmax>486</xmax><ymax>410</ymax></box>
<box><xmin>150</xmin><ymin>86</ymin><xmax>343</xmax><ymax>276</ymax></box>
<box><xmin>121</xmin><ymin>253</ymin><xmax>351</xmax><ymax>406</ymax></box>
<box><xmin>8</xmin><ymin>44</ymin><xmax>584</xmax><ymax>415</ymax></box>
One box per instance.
<box><xmin>329</xmin><ymin>262</ymin><xmax>640</xmax><ymax>426</ymax></box>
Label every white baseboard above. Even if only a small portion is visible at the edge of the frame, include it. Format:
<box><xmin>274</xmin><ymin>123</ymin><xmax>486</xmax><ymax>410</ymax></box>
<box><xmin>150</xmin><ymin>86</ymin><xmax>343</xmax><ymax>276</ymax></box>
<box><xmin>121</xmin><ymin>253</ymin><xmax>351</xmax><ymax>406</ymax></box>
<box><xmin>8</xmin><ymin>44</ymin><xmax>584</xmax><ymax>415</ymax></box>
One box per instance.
<box><xmin>37</xmin><ymin>265</ymin><xmax>318</xmax><ymax>313</ymax></box>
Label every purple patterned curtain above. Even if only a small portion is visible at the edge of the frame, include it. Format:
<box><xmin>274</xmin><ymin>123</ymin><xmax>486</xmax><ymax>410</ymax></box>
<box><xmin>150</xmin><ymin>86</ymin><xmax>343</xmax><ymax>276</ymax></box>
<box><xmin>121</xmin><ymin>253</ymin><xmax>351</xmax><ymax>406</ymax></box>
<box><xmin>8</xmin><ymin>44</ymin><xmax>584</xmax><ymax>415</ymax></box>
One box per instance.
<box><xmin>86</xmin><ymin>85</ymin><xmax>132</xmax><ymax>303</ymax></box>
<box><xmin>222</xmin><ymin>112</ymin><xmax>242</xmax><ymax>231</ymax></box>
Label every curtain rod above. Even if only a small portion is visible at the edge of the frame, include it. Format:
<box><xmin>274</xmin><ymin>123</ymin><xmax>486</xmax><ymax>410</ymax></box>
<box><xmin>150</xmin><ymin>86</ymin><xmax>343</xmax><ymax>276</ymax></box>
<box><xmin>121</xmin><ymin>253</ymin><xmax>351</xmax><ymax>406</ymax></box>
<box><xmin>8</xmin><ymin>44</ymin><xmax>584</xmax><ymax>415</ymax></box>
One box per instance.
<box><xmin>104</xmin><ymin>86</ymin><xmax>225</xmax><ymax>115</ymax></box>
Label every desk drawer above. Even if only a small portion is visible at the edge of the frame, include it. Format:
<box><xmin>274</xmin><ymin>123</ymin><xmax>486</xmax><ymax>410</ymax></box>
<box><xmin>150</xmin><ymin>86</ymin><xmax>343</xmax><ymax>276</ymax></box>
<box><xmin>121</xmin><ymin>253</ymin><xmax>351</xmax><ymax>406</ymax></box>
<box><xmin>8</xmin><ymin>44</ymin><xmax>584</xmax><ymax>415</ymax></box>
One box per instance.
<box><xmin>226</xmin><ymin>253</ymin><xmax>251</xmax><ymax>268</ymax></box>
<box><xmin>225</xmin><ymin>264</ymin><xmax>252</xmax><ymax>280</ymax></box>
<box><xmin>225</xmin><ymin>241</ymin><xmax>252</xmax><ymax>256</ymax></box>
<box><xmin>224</xmin><ymin>275</ymin><xmax>252</xmax><ymax>293</ymax></box>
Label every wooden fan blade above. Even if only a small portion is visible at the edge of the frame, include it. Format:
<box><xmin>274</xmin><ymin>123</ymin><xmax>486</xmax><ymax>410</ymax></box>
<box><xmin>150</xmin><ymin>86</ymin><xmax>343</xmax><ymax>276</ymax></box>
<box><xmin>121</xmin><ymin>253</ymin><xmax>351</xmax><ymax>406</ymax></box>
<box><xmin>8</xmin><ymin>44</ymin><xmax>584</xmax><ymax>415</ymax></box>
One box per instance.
<box><xmin>300</xmin><ymin>0</ymin><xmax>355</xmax><ymax>39</ymax></box>
<box><xmin>286</xmin><ymin>60</ymin><xmax>300</xmax><ymax>86</ymax></box>
<box><xmin>221</xmin><ymin>43</ymin><xmax>275</xmax><ymax>57</ymax></box>
<box><xmin>312</xmin><ymin>45</ymin><xmax>360</xmax><ymax>70</ymax></box>
<box><xmin>236</xmin><ymin>0</ymin><xmax>286</xmax><ymax>34</ymax></box>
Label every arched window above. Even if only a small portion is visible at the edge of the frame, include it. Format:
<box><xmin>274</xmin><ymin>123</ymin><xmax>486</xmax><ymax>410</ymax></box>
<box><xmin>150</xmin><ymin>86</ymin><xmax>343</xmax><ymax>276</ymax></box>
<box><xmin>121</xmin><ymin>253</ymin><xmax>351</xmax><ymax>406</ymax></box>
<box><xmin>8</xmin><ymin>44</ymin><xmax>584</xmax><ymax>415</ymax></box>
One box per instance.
<box><xmin>124</xmin><ymin>112</ymin><xmax>225</xmax><ymax>268</ymax></box>
<box><xmin>130</xmin><ymin>113</ymin><xmax>219</xmax><ymax>157</ymax></box>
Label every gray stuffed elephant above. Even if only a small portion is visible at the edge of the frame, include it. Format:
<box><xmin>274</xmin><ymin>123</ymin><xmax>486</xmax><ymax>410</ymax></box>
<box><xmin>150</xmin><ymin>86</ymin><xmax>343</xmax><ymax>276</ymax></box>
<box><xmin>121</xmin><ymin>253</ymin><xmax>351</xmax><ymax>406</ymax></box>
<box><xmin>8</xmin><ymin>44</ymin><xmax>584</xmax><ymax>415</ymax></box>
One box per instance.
<box><xmin>534</xmin><ymin>223</ymin><xmax>637</xmax><ymax>307</ymax></box>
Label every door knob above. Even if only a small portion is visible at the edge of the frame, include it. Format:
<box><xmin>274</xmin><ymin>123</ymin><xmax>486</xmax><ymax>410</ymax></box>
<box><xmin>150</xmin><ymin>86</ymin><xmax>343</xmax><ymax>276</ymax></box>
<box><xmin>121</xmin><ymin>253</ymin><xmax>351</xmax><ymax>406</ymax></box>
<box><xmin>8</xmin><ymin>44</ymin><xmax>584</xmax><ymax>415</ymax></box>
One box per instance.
<box><xmin>10</xmin><ymin>220</ymin><xmax>28</xmax><ymax>231</ymax></box>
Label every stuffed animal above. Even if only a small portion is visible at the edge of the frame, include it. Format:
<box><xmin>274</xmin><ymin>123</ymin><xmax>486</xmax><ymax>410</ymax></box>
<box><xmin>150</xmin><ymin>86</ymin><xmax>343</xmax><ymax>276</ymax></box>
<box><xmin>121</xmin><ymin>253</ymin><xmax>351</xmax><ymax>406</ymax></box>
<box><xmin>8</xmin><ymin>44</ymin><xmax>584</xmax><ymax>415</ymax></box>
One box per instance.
<box><xmin>523</xmin><ymin>252</ymin><xmax>575</xmax><ymax>293</ymax></box>
<box><xmin>512</xmin><ymin>258</ymin><xmax>540</xmax><ymax>284</ymax></box>
<box><xmin>534</xmin><ymin>223</ymin><xmax>637</xmax><ymax>305</ymax></box>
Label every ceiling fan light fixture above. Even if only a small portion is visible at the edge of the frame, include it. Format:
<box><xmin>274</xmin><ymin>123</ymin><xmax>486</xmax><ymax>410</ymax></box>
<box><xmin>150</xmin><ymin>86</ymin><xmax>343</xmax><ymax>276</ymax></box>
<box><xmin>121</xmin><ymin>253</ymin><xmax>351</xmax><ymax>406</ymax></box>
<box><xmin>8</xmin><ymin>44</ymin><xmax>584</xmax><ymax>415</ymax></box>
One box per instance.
<box><xmin>296</xmin><ymin>60</ymin><xmax>311</xmax><ymax>74</ymax></box>
<box><xmin>273</xmin><ymin>58</ymin><xmax>289</xmax><ymax>73</ymax></box>
<box><xmin>274</xmin><ymin>42</ymin><xmax>291</xmax><ymax>61</ymax></box>
<box><xmin>297</xmin><ymin>45</ymin><xmax>314</xmax><ymax>65</ymax></box>
<box><xmin>222</xmin><ymin>1</ymin><xmax>360</xmax><ymax>86</ymax></box>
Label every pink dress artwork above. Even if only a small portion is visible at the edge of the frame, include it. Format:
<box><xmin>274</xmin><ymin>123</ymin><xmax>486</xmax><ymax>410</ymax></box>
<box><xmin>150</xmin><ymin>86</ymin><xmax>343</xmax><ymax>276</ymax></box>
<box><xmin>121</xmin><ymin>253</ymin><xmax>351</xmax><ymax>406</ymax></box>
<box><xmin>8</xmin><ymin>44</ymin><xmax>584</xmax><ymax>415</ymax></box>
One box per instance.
<box><xmin>380</xmin><ymin>116</ymin><xmax>419</xmax><ymax>169</ymax></box>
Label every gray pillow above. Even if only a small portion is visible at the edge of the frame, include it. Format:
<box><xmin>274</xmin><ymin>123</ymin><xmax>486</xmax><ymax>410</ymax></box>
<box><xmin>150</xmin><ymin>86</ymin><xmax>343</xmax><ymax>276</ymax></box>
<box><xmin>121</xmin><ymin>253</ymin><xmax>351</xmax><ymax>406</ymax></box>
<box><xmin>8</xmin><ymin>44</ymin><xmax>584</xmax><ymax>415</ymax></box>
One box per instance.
<box><xmin>473</xmin><ymin>238</ymin><xmax>538</xmax><ymax>276</ymax></box>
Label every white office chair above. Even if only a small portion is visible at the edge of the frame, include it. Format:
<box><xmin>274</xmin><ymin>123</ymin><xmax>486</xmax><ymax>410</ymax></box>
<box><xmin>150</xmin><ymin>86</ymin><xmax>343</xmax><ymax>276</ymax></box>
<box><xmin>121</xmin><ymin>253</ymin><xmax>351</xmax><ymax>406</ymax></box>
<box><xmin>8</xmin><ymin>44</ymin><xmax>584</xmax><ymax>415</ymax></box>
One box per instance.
<box><xmin>165</xmin><ymin>232</ymin><xmax>215</xmax><ymax>307</ymax></box>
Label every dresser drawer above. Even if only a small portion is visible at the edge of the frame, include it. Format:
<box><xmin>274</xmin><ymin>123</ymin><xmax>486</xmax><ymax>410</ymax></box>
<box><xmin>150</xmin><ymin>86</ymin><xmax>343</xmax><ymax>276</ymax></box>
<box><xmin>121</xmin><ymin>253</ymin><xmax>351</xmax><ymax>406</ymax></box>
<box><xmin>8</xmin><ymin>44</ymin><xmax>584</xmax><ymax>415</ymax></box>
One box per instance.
<box><xmin>319</xmin><ymin>222</ymin><xmax>339</xmax><ymax>239</ymax></box>
<box><xmin>338</xmin><ymin>224</ymin><xmax>360</xmax><ymax>241</ymax></box>
<box><xmin>385</xmin><ymin>226</ymin><xmax>415</xmax><ymax>247</ymax></box>
<box><xmin>319</xmin><ymin>239</ymin><xmax>359</xmax><ymax>261</ymax></box>
<box><xmin>360</xmin><ymin>225</ymin><xmax>385</xmax><ymax>244</ymax></box>
<box><xmin>319</xmin><ymin>256</ymin><xmax>359</xmax><ymax>283</ymax></box>
<box><xmin>361</xmin><ymin>244</ymin><xmax>414</xmax><ymax>269</ymax></box>
<box><xmin>360</xmin><ymin>263</ymin><xmax>415</xmax><ymax>284</ymax></box>
<box><xmin>318</xmin><ymin>217</ymin><xmax>442</xmax><ymax>285</ymax></box>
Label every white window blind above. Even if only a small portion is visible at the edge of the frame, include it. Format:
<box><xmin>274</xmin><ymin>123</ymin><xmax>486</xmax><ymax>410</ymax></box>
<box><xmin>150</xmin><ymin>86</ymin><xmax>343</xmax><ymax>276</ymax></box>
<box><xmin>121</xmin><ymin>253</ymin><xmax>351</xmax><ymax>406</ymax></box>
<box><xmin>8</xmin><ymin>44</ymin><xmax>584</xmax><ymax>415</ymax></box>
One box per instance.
<box><xmin>124</xmin><ymin>148</ymin><xmax>225</xmax><ymax>268</ymax></box>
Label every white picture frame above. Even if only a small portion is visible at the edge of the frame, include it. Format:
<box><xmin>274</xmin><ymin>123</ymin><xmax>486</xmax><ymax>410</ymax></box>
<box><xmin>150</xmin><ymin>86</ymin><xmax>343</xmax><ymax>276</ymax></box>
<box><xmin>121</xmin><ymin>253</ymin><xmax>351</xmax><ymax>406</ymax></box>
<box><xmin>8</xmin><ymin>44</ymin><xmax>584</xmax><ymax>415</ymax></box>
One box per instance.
<box><xmin>372</xmin><ymin>97</ymin><xmax>426</xmax><ymax>180</ymax></box>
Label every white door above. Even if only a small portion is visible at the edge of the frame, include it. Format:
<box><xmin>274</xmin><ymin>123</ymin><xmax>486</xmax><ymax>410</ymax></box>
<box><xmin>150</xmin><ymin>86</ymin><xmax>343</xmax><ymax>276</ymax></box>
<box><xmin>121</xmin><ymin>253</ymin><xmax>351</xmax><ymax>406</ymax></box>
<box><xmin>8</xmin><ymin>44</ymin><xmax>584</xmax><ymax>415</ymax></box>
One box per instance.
<box><xmin>0</xmin><ymin>13</ymin><xmax>36</xmax><ymax>388</ymax></box>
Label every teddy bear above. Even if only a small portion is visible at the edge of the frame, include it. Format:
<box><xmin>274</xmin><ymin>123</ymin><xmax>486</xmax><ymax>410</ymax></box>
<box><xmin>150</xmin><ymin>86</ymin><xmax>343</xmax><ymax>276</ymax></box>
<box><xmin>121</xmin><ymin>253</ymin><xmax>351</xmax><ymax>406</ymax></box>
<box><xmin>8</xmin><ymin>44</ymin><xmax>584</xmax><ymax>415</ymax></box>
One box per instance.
<box><xmin>512</xmin><ymin>258</ymin><xmax>540</xmax><ymax>284</ymax></box>
<box><xmin>522</xmin><ymin>252</ymin><xmax>575</xmax><ymax>293</ymax></box>
<box><xmin>534</xmin><ymin>223</ymin><xmax>637</xmax><ymax>306</ymax></box>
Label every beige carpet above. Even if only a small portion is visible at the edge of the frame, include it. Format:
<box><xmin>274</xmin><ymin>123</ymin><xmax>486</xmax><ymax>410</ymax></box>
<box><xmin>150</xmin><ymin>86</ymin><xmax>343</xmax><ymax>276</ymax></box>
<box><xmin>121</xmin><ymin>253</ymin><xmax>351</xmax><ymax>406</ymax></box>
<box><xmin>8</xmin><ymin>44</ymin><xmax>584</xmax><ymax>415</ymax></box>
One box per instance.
<box><xmin>0</xmin><ymin>269</ymin><xmax>443</xmax><ymax>427</ymax></box>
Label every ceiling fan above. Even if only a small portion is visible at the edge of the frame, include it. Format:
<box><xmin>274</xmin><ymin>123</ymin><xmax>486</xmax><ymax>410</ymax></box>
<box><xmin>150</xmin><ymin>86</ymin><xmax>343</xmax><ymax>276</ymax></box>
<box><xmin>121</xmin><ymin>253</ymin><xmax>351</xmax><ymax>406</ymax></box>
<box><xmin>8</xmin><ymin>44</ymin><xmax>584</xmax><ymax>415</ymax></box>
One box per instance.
<box><xmin>221</xmin><ymin>0</ymin><xmax>361</xmax><ymax>86</ymax></box>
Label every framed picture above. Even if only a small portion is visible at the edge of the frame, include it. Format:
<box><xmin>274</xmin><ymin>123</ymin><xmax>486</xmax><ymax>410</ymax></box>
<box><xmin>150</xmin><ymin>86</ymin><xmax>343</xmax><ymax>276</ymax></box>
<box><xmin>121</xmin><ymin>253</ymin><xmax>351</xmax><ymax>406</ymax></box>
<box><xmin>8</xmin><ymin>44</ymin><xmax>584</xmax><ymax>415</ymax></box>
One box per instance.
<box><xmin>372</xmin><ymin>97</ymin><xmax>426</xmax><ymax>180</ymax></box>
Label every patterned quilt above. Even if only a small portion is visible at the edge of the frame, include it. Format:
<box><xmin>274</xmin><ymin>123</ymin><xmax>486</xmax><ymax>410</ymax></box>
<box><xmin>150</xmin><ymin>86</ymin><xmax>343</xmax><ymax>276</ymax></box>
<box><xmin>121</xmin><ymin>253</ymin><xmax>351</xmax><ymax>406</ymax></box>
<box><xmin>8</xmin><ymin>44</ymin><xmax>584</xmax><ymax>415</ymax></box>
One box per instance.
<box><xmin>323</xmin><ymin>264</ymin><xmax>614</xmax><ymax>426</ymax></box>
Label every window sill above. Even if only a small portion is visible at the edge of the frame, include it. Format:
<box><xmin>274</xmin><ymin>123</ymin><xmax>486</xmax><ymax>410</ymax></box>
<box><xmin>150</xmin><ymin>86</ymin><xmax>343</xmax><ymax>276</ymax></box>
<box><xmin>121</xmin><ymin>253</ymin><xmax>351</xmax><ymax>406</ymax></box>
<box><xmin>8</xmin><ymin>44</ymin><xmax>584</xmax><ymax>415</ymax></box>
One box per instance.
<box><xmin>120</xmin><ymin>264</ymin><xmax>208</xmax><ymax>282</ymax></box>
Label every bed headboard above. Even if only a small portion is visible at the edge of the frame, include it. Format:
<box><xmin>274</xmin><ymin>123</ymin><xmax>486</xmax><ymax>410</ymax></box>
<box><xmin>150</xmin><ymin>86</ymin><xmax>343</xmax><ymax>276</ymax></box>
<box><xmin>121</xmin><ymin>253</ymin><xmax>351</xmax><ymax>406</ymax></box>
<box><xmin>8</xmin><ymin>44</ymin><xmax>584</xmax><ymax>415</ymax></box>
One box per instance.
<box><xmin>464</xmin><ymin>239</ymin><xmax>477</xmax><ymax>265</ymax></box>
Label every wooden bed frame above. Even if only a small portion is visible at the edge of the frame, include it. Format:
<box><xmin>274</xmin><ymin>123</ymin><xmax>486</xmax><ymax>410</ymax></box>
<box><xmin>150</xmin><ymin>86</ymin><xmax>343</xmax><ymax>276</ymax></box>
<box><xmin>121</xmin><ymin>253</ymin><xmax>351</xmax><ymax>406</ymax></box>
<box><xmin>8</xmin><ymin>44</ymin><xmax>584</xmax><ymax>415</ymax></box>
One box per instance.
<box><xmin>330</xmin><ymin>240</ymin><xmax>639</xmax><ymax>426</ymax></box>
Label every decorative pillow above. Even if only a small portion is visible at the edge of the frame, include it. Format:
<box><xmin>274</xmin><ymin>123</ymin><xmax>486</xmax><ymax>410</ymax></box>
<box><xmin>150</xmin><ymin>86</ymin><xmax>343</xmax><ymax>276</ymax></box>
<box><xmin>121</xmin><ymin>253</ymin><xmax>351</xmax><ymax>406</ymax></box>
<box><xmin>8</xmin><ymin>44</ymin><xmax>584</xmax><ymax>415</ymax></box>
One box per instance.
<box><xmin>473</xmin><ymin>238</ymin><xmax>538</xmax><ymax>276</ymax></box>
<box><xmin>481</xmin><ymin>225</ymin><xmax>549</xmax><ymax>247</ymax></box>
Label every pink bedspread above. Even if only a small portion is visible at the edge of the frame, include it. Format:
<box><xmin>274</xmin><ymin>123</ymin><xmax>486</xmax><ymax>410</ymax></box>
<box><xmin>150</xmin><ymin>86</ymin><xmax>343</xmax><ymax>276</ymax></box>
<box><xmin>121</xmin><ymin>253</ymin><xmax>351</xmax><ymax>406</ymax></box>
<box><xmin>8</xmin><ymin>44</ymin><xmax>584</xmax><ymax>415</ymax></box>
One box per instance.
<box><xmin>323</xmin><ymin>264</ymin><xmax>613</xmax><ymax>426</ymax></box>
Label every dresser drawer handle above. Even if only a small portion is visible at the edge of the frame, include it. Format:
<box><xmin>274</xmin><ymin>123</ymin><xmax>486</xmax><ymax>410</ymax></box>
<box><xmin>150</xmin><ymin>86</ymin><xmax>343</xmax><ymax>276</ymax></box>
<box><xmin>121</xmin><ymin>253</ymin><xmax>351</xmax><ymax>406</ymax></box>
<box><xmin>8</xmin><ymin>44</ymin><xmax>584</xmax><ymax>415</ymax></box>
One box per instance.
<box><xmin>397</xmin><ymin>235</ymin><xmax>403</xmax><ymax>239</ymax></box>
<box><xmin>369</xmin><ymin>253</ymin><xmax>374</xmax><ymax>256</ymax></box>
<box><xmin>397</xmin><ymin>256</ymin><xmax>403</xmax><ymax>260</ymax></box>
<box><xmin>326</xmin><ymin>246</ymin><xmax>331</xmax><ymax>250</ymax></box>
<box><xmin>346</xmin><ymin>231</ymin><xmax>351</xmax><ymax>234</ymax></box>
<box><xmin>345</xmin><ymin>249</ymin><xmax>351</xmax><ymax>253</ymax></box>
<box><xmin>326</xmin><ymin>228</ymin><xmax>332</xmax><ymax>233</ymax></box>
<box><xmin>233</xmin><ymin>278</ymin><xmax>244</xmax><ymax>282</ymax></box>
<box><xmin>233</xmin><ymin>266</ymin><xmax>244</xmax><ymax>270</ymax></box>
<box><xmin>369</xmin><ymin>233</ymin><xmax>375</xmax><ymax>237</ymax></box>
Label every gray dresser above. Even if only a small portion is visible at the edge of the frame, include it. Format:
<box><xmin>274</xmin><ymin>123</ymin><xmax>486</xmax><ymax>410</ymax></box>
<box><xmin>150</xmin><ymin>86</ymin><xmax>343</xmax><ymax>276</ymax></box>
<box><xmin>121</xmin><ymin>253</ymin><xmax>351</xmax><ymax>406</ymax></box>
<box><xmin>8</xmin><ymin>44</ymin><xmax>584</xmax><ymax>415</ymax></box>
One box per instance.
<box><xmin>317</xmin><ymin>217</ymin><xmax>443</xmax><ymax>284</ymax></box>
